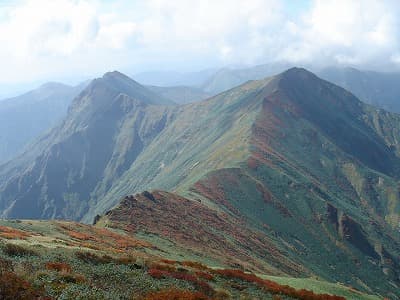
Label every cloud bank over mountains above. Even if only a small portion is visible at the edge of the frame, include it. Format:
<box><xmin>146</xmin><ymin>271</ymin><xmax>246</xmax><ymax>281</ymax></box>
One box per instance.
<box><xmin>0</xmin><ymin>0</ymin><xmax>399</xmax><ymax>84</ymax></box>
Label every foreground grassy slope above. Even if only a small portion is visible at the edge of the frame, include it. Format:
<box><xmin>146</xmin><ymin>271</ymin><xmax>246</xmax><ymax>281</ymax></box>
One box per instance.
<box><xmin>97</xmin><ymin>188</ymin><xmax>395</xmax><ymax>299</ymax></box>
<box><xmin>0</xmin><ymin>216</ymin><xmax>378</xmax><ymax>299</ymax></box>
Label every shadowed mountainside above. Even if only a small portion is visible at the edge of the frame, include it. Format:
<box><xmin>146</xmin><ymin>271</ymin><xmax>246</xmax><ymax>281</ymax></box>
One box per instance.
<box><xmin>0</xmin><ymin>81</ymin><xmax>88</xmax><ymax>163</ymax></box>
<box><xmin>319</xmin><ymin>67</ymin><xmax>400</xmax><ymax>113</ymax></box>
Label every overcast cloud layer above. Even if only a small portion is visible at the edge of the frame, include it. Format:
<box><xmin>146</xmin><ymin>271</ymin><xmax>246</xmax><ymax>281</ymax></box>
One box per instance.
<box><xmin>0</xmin><ymin>0</ymin><xmax>400</xmax><ymax>86</ymax></box>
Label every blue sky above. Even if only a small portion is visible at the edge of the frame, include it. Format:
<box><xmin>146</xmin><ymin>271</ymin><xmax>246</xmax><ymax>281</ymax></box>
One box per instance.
<box><xmin>283</xmin><ymin>0</ymin><xmax>311</xmax><ymax>17</ymax></box>
<box><xmin>0</xmin><ymin>0</ymin><xmax>399</xmax><ymax>92</ymax></box>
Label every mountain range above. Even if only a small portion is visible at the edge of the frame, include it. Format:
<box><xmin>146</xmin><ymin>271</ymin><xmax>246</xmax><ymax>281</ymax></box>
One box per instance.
<box><xmin>0</xmin><ymin>81</ymin><xmax>88</xmax><ymax>163</ymax></box>
<box><xmin>0</xmin><ymin>67</ymin><xmax>399</xmax><ymax>298</ymax></box>
<box><xmin>3</xmin><ymin>64</ymin><xmax>399</xmax><ymax>167</ymax></box>
<box><xmin>139</xmin><ymin>64</ymin><xmax>400</xmax><ymax>114</ymax></box>
<box><xmin>319</xmin><ymin>67</ymin><xmax>400</xmax><ymax>113</ymax></box>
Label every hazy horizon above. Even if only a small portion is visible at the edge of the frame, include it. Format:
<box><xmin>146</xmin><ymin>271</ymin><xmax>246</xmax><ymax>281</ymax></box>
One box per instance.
<box><xmin>1</xmin><ymin>0</ymin><xmax>400</xmax><ymax>97</ymax></box>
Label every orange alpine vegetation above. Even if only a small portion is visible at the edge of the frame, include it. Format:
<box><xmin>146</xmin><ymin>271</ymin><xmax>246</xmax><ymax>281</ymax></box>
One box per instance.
<box><xmin>102</xmin><ymin>190</ymin><xmax>302</xmax><ymax>274</ymax></box>
<box><xmin>0</xmin><ymin>272</ymin><xmax>50</xmax><ymax>300</ymax></box>
<box><xmin>57</xmin><ymin>222</ymin><xmax>151</xmax><ymax>251</ymax></box>
<box><xmin>143</xmin><ymin>288</ymin><xmax>209</xmax><ymax>300</ymax></box>
<box><xmin>213</xmin><ymin>269</ymin><xmax>345</xmax><ymax>300</ymax></box>
<box><xmin>0</xmin><ymin>226</ymin><xmax>33</xmax><ymax>240</ymax></box>
<box><xmin>45</xmin><ymin>262</ymin><xmax>72</xmax><ymax>273</ymax></box>
<box><xmin>147</xmin><ymin>266</ymin><xmax>214</xmax><ymax>296</ymax></box>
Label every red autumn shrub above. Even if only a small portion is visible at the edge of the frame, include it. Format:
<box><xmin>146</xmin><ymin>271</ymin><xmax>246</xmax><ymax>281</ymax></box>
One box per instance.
<box><xmin>0</xmin><ymin>272</ymin><xmax>49</xmax><ymax>300</ymax></box>
<box><xmin>67</xmin><ymin>230</ymin><xmax>93</xmax><ymax>241</ymax></box>
<box><xmin>45</xmin><ymin>262</ymin><xmax>72</xmax><ymax>273</ymax></box>
<box><xmin>195</xmin><ymin>271</ymin><xmax>214</xmax><ymax>281</ymax></box>
<box><xmin>170</xmin><ymin>272</ymin><xmax>213</xmax><ymax>294</ymax></box>
<box><xmin>213</xmin><ymin>269</ymin><xmax>345</xmax><ymax>300</ymax></box>
<box><xmin>147</xmin><ymin>268</ymin><xmax>214</xmax><ymax>295</ymax></box>
<box><xmin>170</xmin><ymin>272</ymin><xmax>198</xmax><ymax>282</ymax></box>
<box><xmin>195</xmin><ymin>280</ymin><xmax>214</xmax><ymax>296</ymax></box>
<box><xmin>160</xmin><ymin>259</ymin><xmax>176</xmax><ymax>264</ymax></box>
<box><xmin>181</xmin><ymin>261</ymin><xmax>209</xmax><ymax>270</ymax></box>
<box><xmin>143</xmin><ymin>288</ymin><xmax>209</xmax><ymax>300</ymax></box>
<box><xmin>115</xmin><ymin>256</ymin><xmax>137</xmax><ymax>265</ymax></box>
<box><xmin>147</xmin><ymin>268</ymin><xmax>169</xmax><ymax>279</ymax></box>
<box><xmin>149</xmin><ymin>262</ymin><xmax>177</xmax><ymax>272</ymax></box>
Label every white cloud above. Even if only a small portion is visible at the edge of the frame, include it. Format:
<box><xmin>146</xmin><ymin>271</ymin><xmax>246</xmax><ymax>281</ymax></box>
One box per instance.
<box><xmin>0</xmin><ymin>0</ymin><xmax>137</xmax><ymax>83</ymax></box>
<box><xmin>278</xmin><ymin>0</ymin><xmax>400</xmax><ymax>67</ymax></box>
<box><xmin>0</xmin><ymin>0</ymin><xmax>400</xmax><ymax>86</ymax></box>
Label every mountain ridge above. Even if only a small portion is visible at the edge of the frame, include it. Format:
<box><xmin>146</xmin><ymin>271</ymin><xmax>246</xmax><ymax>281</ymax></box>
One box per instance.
<box><xmin>0</xmin><ymin>68</ymin><xmax>399</xmax><ymax>297</ymax></box>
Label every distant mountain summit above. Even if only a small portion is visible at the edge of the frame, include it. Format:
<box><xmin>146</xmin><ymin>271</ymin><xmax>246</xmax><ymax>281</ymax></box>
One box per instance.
<box><xmin>0</xmin><ymin>68</ymin><xmax>399</xmax><ymax>297</ymax></box>
<box><xmin>191</xmin><ymin>63</ymin><xmax>400</xmax><ymax>114</ymax></box>
<box><xmin>0</xmin><ymin>71</ymin><xmax>175</xmax><ymax>220</ymax></box>
<box><xmin>0</xmin><ymin>80</ymin><xmax>87</xmax><ymax>163</ymax></box>
<box><xmin>319</xmin><ymin>66</ymin><xmax>400</xmax><ymax>112</ymax></box>
<box><xmin>95</xmin><ymin>71</ymin><xmax>174</xmax><ymax>106</ymax></box>
<box><xmin>201</xmin><ymin>63</ymin><xmax>292</xmax><ymax>94</ymax></box>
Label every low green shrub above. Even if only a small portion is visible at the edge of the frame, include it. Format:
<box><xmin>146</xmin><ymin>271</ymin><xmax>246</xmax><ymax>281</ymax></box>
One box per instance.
<box><xmin>2</xmin><ymin>243</ymin><xmax>38</xmax><ymax>257</ymax></box>
<box><xmin>75</xmin><ymin>251</ymin><xmax>112</xmax><ymax>264</ymax></box>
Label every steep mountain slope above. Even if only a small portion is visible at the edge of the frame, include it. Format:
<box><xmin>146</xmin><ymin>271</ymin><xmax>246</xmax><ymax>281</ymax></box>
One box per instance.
<box><xmin>0</xmin><ymin>68</ymin><xmax>399</xmax><ymax>298</ymax></box>
<box><xmin>319</xmin><ymin>67</ymin><xmax>400</xmax><ymax>113</ymax></box>
<box><xmin>0</xmin><ymin>81</ymin><xmax>87</xmax><ymax>163</ymax></box>
<box><xmin>198</xmin><ymin>68</ymin><xmax>400</xmax><ymax>296</ymax></box>
<box><xmin>0</xmin><ymin>71</ymin><xmax>175</xmax><ymax>220</ymax></box>
<box><xmin>87</xmin><ymin>78</ymin><xmax>268</xmax><ymax>219</ymax></box>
